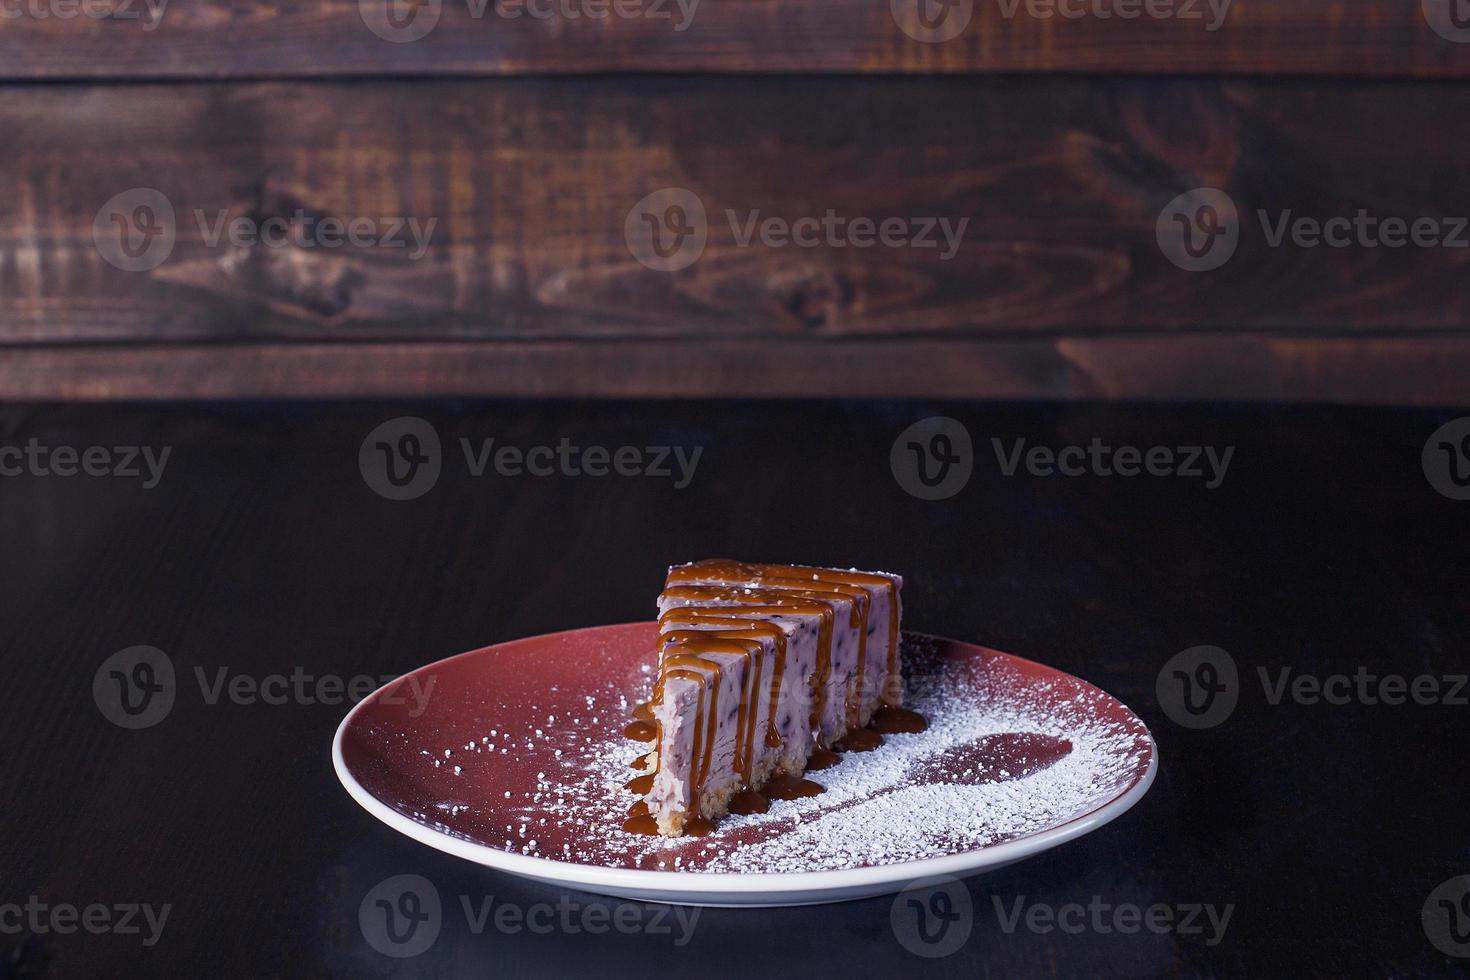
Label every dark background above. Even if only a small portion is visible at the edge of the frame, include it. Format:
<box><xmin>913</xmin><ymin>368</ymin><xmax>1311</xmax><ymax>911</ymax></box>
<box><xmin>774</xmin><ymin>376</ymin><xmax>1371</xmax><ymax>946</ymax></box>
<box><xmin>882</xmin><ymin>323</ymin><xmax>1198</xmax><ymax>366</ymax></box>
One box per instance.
<box><xmin>8</xmin><ymin>3</ymin><xmax>1470</xmax><ymax>976</ymax></box>
<box><xmin>2</xmin><ymin>399</ymin><xmax>1466</xmax><ymax>978</ymax></box>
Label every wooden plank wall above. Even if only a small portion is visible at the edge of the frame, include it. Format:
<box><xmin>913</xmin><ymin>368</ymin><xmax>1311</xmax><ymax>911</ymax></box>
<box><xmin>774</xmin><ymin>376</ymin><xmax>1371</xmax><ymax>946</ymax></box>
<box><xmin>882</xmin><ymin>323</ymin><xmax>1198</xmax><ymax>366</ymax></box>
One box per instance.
<box><xmin>4</xmin><ymin>3</ymin><xmax>1470</xmax><ymax>402</ymax></box>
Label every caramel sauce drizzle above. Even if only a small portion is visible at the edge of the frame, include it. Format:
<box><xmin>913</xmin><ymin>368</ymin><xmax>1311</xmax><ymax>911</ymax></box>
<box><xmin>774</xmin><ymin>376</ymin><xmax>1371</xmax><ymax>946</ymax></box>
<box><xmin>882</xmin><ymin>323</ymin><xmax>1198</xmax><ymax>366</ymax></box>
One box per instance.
<box><xmin>622</xmin><ymin>720</ymin><xmax>656</xmax><ymax>742</ymax></box>
<box><xmin>658</xmin><ymin>654</ymin><xmax>721</xmax><ymax>809</ymax></box>
<box><xmin>753</xmin><ymin>562</ymin><xmax>902</xmax><ymax>707</ymax></box>
<box><xmin>871</xmin><ymin>705</ymin><xmax>928</xmax><ymax>734</ymax></box>
<box><xmin>622</xmin><ymin>814</ymin><xmax>659</xmax><ymax>835</ymax></box>
<box><xmin>661</xmin><ymin>631</ymin><xmax>767</xmax><ymax>787</ymax></box>
<box><xmin>805</xmin><ymin>745</ymin><xmax>842</xmax><ymax>770</ymax></box>
<box><xmin>658</xmin><ymin>611</ymin><xmax>789</xmax><ymax>748</ymax></box>
<box><xmin>625</xmin><ymin>561</ymin><xmax>913</xmax><ymax>839</ymax></box>
<box><xmin>668</xmin><ymin>559</ymin><xmax>901</xmax><ymax>722</ymax></box>
<box><xmin>728</xmin><ymin>788</ymin><xmax>770</xmax><ymax>815</ymax></box>
<box><xmin>833</xmin><ymin>727</ymin><xmax>883</xmax><ymax>752</ymax></box>
<box><xmin>659</xmin><ymin>584</ymin><xmax>839</xmax><ymax>736</ymax></box>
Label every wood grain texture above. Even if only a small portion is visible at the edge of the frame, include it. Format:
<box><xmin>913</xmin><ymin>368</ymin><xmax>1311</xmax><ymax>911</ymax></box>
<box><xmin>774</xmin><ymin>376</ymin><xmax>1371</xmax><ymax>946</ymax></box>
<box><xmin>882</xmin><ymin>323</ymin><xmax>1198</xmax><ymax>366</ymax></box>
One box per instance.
<box><xmin>6</xmin><ymin>336</ymin><xmax>1470</xmax><ymax>405</ymax></box>
<box><xmin>1</xmin><ymin>0</ymin><xmax>1468</xmax><ymax>79</ymax></box>
<box><xmin>6</xmin><ymin>75</ymin><xmax>1470</xmax><ymax>362</ymax></box>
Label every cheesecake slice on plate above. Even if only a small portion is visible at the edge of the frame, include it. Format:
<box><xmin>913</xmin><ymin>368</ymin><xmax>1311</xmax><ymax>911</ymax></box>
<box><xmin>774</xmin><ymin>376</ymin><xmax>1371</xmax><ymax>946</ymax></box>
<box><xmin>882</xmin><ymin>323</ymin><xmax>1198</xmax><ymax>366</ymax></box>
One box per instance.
<box><xmin>626</xmin><ymin>560</ymin><xmax>913</xmax><ymax>838</ymax></box>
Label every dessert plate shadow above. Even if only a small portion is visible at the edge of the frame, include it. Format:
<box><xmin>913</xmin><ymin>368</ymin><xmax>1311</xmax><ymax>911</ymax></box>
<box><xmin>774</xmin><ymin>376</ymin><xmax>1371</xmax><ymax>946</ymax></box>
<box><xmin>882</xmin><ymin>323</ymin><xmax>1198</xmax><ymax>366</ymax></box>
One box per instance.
<box><xmin>334</xmin><ymin>623</ymin><xmax>1157</xmax><ymax>907</ymax></box>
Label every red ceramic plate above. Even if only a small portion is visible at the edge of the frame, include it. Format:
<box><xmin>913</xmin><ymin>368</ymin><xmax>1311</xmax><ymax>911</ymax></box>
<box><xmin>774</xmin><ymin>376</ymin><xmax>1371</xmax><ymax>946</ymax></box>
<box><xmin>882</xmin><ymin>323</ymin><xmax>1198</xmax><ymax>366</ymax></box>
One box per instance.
<box><xmin>334</xmin><ymin>623</ymin><xmax>1156</xmax><ymax>907</ymax></box>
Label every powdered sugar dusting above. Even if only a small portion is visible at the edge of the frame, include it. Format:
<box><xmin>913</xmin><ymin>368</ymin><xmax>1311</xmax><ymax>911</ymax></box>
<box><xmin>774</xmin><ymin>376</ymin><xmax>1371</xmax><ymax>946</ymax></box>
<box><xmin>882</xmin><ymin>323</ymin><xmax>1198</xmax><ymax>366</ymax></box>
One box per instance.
<box><xmin>448</xmin><ymin>634</ymin><xmax>1155</xmax><ymax>873</ymax></box>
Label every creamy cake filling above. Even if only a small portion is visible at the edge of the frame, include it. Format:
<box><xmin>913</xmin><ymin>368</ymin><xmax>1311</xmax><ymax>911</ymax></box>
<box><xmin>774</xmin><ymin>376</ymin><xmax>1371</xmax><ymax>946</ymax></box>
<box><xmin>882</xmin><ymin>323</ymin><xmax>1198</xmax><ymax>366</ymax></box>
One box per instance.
<box><xmin>625</xmin><ymin>560</ymin><xmax>916</xmax><ymax>838</ymax></box>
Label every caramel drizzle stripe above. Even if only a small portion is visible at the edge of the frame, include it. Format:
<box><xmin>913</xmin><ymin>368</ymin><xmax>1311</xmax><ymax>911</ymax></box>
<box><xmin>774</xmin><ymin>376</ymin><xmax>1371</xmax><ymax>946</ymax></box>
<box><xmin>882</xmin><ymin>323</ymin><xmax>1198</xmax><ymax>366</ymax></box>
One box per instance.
<box><xmin>659</xmin><ymin>612</ymin><xmax>789</xmax><ymax>752</ymax></box>
<box><xmin>660</xmin><ymin>585</ymin><xmax>837</xmax><ymax>743</ymax></box>
<box><xmin>659</xmin><ymin>656</ymin><xmax>725</xmax><ymax>807</ymax></box>
<box><xmin>661</xmin><ymin>631</ymin><xmax>766</xmax><ymax>786</ymax></box>
<box><xmin>669</xmin><ymin>561</ymin><xmax>902</xmax><ymax>707</ymax></box>
<box><xmin>666</xmin><ymin>574</ymin><xmax>869</xmax><ymax>730</ymax></box>
<box><xmin>657</xmin><ymin>663</ymin><xmax>710</xmax><ymax>806</ymax></box>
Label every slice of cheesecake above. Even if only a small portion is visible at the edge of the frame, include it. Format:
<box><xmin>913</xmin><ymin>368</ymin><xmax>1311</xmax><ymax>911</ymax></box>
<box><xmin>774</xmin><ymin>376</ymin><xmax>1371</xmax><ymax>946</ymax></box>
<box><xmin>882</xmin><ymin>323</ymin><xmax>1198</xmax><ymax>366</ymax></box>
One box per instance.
<box><xmin>627</xmin><ymin>560</ymin><xmax>906</xmax><ymax>838</ymax></box>
<box><xmin>668</xmin><ymin>560</ymin><xmax>906</xmax><ymax>725</ymax></box>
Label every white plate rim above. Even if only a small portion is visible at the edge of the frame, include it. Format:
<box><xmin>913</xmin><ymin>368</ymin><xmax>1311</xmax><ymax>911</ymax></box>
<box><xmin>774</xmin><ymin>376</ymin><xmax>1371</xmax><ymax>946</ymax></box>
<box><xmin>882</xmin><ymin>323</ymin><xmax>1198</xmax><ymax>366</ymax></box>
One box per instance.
<box><xmin>332</xmin><ymin>627</ymin><xmax>1159</xmax><ymax>899</ymax></box>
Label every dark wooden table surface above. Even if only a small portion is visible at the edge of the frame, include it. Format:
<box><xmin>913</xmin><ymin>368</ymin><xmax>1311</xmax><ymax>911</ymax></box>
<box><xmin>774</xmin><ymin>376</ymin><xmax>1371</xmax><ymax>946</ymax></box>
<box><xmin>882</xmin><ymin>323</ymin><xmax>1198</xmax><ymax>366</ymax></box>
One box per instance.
<box><xmin>2</xmin><ymin>398</ymin><xmax>1467</xmax><ymax>979</ymax></box>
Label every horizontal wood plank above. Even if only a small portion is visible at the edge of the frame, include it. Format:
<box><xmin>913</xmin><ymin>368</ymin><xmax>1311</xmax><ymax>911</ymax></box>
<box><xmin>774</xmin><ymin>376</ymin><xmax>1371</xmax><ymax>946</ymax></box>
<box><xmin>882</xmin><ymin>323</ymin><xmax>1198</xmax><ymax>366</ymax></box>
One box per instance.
<box><xmin>0</xmin><ymin>0</ymin><xmax>1467</xmax><ymax>79</ymax></box>
<box><xmin>5</xmin><ymin>336</ymin><xmax>1470</xmax><ymax>405</ymax></box>
<box><xmin>7</xmin><ymin>75</ymin><xmax>1470</xmax><ymax>355</ymax></box>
